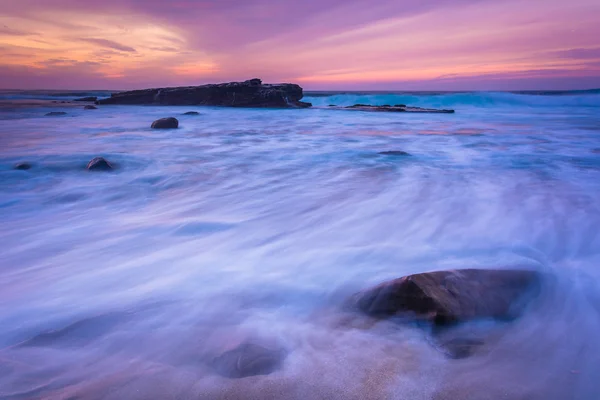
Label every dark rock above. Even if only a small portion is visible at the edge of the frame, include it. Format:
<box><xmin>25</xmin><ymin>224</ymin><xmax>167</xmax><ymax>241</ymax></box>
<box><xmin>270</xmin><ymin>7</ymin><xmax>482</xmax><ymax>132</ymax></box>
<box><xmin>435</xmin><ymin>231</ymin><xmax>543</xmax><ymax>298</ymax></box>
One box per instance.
<box><xmin>338</xmin><ymin>104</ymin><xmax>454</xmax><ymax>113</ymax></box>
<box><xmin>84</xmin><ymin>105</ymin><xmax>98</xmax><ymax>110</ymax></box>
<box><xmin>151</xmin><ymin>117</ymin><xmax>179</xmax><ymax>129</ymax></box>
<box><xmin>353</xmin><ymin>269</ymin><xmax>540</xmax><ymax>326</ymax></box>
<box><xmin>328</xmin><ymin>104</ymin><xmax>337</xmax><ymax>107</ymax></box>
<box><xmin>14</xmin><ymin>162</ymin><xmax>32</xmax><ymax>170</ymax></box>
<box><xmin>97</xmin><ymin>78</ymin><xmax>310</xmax><ymax>108</ymax></box>
<box><xmin>74</xmin><ymin>96</ymin><xmax>97</xmax><ymax>102</ymax></box>
<box><xmin>379</xmin><ymin>151</ymin><xmax>411</xmax><ymax>156</ymax></box>
<box><xmin>86</xmin><ymin>157</ymin><xmax>113</xmax><ymax>171</ymax></box>
<box><xmin>436</xmin><ymin>338</ymin><xmax>485</xmax><ymax>359</ymax></box>
<box><xmin>212</xmin><ymin>342</ymin><xmax>286</xmax><ymax>378</ymax></box>
<box><xmin>183</xmin><ymin>111</ymin><xmax>200</xmax><ymax>115</ymax></box>
<box><xmin>45</xmin><ymin>111</ymin><xmax>67</xmax><ymax>116</ymax></box>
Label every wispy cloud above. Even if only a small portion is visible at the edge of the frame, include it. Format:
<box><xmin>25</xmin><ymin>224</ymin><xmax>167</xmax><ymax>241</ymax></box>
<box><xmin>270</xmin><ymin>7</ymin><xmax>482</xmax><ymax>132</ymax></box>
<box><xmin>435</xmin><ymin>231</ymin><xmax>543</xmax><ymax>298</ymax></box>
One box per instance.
<box><xmin>80</xmin><ymin>38</ymin><xmax>136</xmax><ymax>52</ymax></box>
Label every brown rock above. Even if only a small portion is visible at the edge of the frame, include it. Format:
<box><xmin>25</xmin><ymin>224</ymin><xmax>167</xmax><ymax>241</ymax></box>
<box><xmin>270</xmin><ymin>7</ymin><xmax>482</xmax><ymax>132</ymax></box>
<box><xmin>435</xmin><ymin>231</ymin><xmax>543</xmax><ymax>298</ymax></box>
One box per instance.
<box><xmin>84</xmin><ymin>105</ymin><xmax>98</xmax><ymax>110</ymax></box>
<box><xmin>353</xmin><ymin>269</ymin><xmax>540</xmax><ymax>326</ymax></box>
<box><xmin>151</xmin><ymin>117</ymin><xmax>179</xmax><ymax>129</ymax></box>
<box><xmin>97</xmin><ymin>79</ymin><xmax>311</xmax><ymax>108</ymax></box>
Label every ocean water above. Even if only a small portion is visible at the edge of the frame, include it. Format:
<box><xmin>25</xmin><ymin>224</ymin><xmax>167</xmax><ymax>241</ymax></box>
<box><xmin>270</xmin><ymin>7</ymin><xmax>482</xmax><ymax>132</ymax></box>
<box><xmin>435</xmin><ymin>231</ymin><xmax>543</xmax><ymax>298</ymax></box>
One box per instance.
<box><xmin>1</xmin><ymin>90</ymin><xmax>600</xmax><ymax>399</ymax></box>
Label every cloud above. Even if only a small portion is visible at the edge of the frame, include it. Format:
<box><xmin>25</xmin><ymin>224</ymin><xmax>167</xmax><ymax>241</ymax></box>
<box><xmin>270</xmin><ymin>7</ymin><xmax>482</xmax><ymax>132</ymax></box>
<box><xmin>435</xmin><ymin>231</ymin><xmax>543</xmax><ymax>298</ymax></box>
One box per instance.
<box><xmin>549</xmin><ymin>47</ymin><xmax>600</xmax><ymax>60</ymax></box>
<box><xmin>80</xmin><ymin>38</ymin><xmax>136</xmax><ymax>52</ymax></box>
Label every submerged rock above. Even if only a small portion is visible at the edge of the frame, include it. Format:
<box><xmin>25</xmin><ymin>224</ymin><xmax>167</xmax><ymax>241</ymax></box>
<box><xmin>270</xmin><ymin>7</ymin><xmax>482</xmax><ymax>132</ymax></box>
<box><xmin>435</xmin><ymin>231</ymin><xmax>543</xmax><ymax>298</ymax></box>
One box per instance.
<box><xmin>336</xmin><ymin>104</ymin><xmax>454</xmax><ymax>113</ymax></box>
<box><xmin>212</xmin><ymin>342</ymin><xmax>286</xmax><ymax>378</ymax></box>
<box><xmin>14</xmin><ymin>162</ymin><xmax>32</xmax><ymax>170</ymax></box>
<box><xmin>436</xmin><ymin>338</ymin><xmax>485</xmax><ymax>359</ymax></box>
<box><xmin>45</xmin><ymin>111</ymin><xmax>67</xmax><ymax>116</ymax></box>
<box><xmin>84</xmin><ymin>105</ymin><xmax>98</xmax><ymax>110</ymax></box>
<box><xmin>151</xmin><ymin>117</ymin><xmax>179</xmax><ymax>129</ymax></box>
<box><xmin>183</xmin><ymin>111</ymin><xmax>200</xmax><ymax>115</ymax></box>
<box><xmin>86</xmin><ymin>157</ymin><xmax>113</xmax><ymax>171</ymax></box>
<box><xmin>379</xmin><ymin>151</ymin><xmax>411</xmax><ymax>156</ymax></box>
<box><xmin>97</xmin><ymin>78</ymin><xmax>311</xmax><ymax>108</ymax></box>
<box><xmin>74</xmin><ymin>96</ymin><xmax>97</xmax><ymax>102</ymax></box>
<box><xmin>352</xmin><ymin>269</ymin><xmax>540</xmax><ymax>326</ymax></box>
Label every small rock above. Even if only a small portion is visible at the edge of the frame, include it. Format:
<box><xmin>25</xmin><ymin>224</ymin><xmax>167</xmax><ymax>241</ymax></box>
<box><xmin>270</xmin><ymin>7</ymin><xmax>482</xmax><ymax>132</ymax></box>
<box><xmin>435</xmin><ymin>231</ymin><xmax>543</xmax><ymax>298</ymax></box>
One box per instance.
<box><xmin>183</xmin><ymin>111</ymin><xmax>200</xmax><ymax>115</ymax></box>
<box><xmin>212</xmin><ymin>342</ymin><xmax>286</xmax><ymax>378</ymax></box>
<box><xmin>86</xmin><ymin>157</ymin><xmax>113</xmax><ymax>171</ymax></box>
<box><xmin>437</xmin><ymin>338</ymin><xmax>485</xmax><ymax>359</ymax></box>
<box><xmin>74</xmin><ymin>96</ymin><xmax>97</xmax><ymax>102</ymax></box>
<box><xmin>45</xmin><ymin>111</ymin><xmax>67</xmax><ymax>116</ymax></box>
<box><xmin>151</xmin><ymin>117</ymin><xmax>179</xmax><ymax>129</ymax></box>
<box><xmin>84</xmin><ymin>105</ymin><xmax>98</xmax><ymax>110</ymax></box>
<box><xmin>379</xmin><ymin>151</ymin><xmax>411</xmax><ymax>156</ymax></box>
<box><xmin>14</xmin><ymin>162</ymin><xmax>32</xmax><ymax>170</ymax></box>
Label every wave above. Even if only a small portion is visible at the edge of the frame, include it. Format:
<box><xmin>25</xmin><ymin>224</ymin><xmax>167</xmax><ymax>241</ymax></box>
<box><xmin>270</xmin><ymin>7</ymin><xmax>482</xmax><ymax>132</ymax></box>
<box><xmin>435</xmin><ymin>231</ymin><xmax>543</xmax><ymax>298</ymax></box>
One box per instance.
<box><xmin>303</xmin><ymin>90</ymin><xmax>600</xmax><ymax>109</ymax></box>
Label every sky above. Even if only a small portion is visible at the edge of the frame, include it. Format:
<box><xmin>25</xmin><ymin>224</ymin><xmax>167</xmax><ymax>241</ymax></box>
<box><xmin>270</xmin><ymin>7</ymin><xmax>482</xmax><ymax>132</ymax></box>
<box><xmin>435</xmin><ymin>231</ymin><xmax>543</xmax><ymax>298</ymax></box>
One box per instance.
<box><xmin>1</xmin><ymin>0</ymin><xmax>599</xmax><ymax>90</ymax></box>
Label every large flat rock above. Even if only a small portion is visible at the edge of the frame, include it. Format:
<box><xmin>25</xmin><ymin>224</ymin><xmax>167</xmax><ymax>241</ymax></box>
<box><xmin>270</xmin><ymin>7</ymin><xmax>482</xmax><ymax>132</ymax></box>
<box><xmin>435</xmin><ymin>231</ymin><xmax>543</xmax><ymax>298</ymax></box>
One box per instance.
<box><xmin>97</xmin><ymin>78</ymin><xmax>311</xmax><ymax>108</ymax></box>
<box><xmin>353</xmin><ymin>268</ymin><xmax>540</xmax><ymax>325</ymax></box>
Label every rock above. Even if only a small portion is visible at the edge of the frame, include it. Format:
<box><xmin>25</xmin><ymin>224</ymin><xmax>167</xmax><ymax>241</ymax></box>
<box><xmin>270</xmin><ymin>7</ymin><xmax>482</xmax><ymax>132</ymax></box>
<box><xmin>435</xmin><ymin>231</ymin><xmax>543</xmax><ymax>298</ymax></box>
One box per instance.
<box><xmin>379</xmin><ymin>151</ymin><xmax>411</xmax><ymax>156</ymax></box>
<box><xmin>212</xmin><ymin>342</ymin><xmax>286</xmax><ymax>378</ymax></box>
<box><xmin>84</xmin><ymin>105</ymin><xmax>97</xmax><ymax>110</ymax></box>
<box><xmin>74</xmin><ymin>96</ymin><xmax>97</xmax><ymax>102</ymax></box>
<box><xmin>97</xmin><ymin>78</ymin><xmax>311</xmax><ymax>108</ymax></box>
<box><xmin>45</xmin><ymin>111</ymin><xmax>67</xmax><ymax>116</ymax></box>
<box><xmin>183</xmin><ymin>111</ymin><xmax>200</xmax><ymax>115</ymax></box>
<box><xmin>86</xmin><ymin>157</ymin><xmax>113</xmax><ymax>171</ymax></box>
<box><xmin>336</xmin><ymin>104</ymin><xmax>454</xmax><ymax>113</ymax></box>
<box><xmin>352</xmin><ymin>269</ymin><xmax>540</xmax><ymax>326</ymax></box>
<box><xmin>14</xmin><ymin>162</ymin><xmax>32</xmax><ymax>170</ymax></box>
<box><xmin>436</xmin><ymin>338</ymin><xmax>485</xmax><ymax>359</ymax></box>
<box><xmin>151</xmin><ymin>117</ymin><xmax>179</xmax><ymax>129</ymax></box>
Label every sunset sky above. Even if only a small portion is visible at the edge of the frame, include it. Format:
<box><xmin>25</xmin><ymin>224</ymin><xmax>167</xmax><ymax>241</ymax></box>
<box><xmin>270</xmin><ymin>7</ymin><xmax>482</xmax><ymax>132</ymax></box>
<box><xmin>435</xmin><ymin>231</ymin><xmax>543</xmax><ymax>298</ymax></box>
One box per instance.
<box><xmin>1</xmin><ymin>0</ymin><xmax>599</xmax><ymax>90</ymax></box>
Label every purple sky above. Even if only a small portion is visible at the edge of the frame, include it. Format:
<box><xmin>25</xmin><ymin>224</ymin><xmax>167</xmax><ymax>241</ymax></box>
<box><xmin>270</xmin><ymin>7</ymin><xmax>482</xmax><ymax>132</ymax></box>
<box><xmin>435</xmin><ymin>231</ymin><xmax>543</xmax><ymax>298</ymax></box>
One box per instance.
<box><xmin>1</xmin><ymin>0</ymin><xmax>599</xmax><ymax>90</ymax></box>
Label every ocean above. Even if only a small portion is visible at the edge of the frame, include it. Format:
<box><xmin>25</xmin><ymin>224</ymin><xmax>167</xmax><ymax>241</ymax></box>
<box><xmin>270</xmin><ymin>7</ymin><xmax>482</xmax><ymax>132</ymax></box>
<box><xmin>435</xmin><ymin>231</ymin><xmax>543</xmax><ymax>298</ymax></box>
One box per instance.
<box><xmin>1</xmin><ymin>89</ymin><xmax>599</xmax><ymax>399</ymax></box>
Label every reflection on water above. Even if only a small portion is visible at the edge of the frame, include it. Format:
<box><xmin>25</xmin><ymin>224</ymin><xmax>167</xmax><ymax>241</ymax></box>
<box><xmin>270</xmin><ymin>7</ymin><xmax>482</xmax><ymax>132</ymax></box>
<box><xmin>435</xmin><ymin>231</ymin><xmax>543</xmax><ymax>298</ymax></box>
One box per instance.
<box><xmin>1</xmin><ymin>93</ymin><xmax>600</xmax><ymax>399</ymax></box>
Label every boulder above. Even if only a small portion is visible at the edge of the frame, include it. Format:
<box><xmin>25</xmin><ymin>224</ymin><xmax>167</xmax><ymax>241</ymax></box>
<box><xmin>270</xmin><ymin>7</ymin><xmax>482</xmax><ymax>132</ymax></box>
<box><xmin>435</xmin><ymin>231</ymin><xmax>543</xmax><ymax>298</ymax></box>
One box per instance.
<box><xmin>97</xmin><ymin>78</ymin><xmax>311</xmax><ymax>108</ymax></box>
<box><xmin>84</xmin><ymin>105</ymin><xmax>98</xmax><ymax>110</ymax></box>
<box><xmin>14</xmin><ymin>162</ymin><xmax>32</xmax><ymax>170</ymax></box>
<box><xmin>86</xmin><ymin>157</ymin><xmax>113</xmax><ymax>171</ymax></box>
<box><xmin>151</xmin><ymin>117</ymin><xmax>179</xmax><ymax>129</ymax></box>
<box><xmin>74</xmin><ymin>96</ymin><xmax>97</xmax><ymax>102</ymax></box>
<box><xmin>45</xmin><ymin>111</ymin><xmax>67</xmax><ymax>116</ymax></box>
<box><xmin>352</xmin><ymin>269</ymin><xmax>540</xmax><ymax>326</ymax></box>
<box><xmin>379</xmin><ymin>151</ymin><xmax>411</xmax><ymax>156</ymax></box>
<box><xmin>183</xmin><ymin>111</ymin><xmax>200</xmax><ymax>115</ymax></box>
<box><xmin>212</xmin><ymin>342</ymin><xmax>286</xmax><ymax>378</ymax></box>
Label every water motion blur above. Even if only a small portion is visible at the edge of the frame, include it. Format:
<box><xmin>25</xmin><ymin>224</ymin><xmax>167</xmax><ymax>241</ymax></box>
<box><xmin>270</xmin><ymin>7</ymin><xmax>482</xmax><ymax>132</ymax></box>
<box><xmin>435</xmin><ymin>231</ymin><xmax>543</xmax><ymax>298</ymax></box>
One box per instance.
<box><xmin>1</xmin><ymin>88</ymin><xmax>600</xmax><ymax>399</ymax></box>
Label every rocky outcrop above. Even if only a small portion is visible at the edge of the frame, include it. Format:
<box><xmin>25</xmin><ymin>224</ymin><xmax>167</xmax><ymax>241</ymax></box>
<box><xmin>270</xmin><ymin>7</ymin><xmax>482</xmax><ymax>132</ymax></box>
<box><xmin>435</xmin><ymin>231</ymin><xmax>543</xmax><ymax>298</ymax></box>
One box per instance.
<box><xmin>87</xmin><ymin>157</ymin><xmax>113</xmax><ymax>171</ymax></box>
<box><xmin>336</xmin><ymin>104</ymin><xmax>454</xmax><ymax>113</ymax></box>
<box><xmin>45</xmin><ymin>111</ymin><xmax>67</xmax><ymax>116</ymax></box>
<box><xmin>352</xmin><ymin>269</ymin><xmax>540</xmax><ymax>326</ymax></box>
<box><xmin>97</xmin><ymin>78</ymin><xmax>311</xmax><ymax>108</ymax></box>
<box><xmin>74</xmin><ymin>96</ymin><xmax>97</xmax><ymax>102</ymax></box>
<box><xmin>211</xmin><ymin>342</ymin><xmax>286</xmax><ymax>378</ymax></box>
<box><xmin>183</xmin><ymin>111</ymin><xmax>200</xmax><ymax>115</ymax></box>
<box><xmin>151</xmin><ymin>117</ymin><xmax>179</xmax><ymax>129</ymax></box>
<box><xmin>84</xmin><ymin>105</ymin><xmax>98</xmax><ymax>110</ymax></box>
